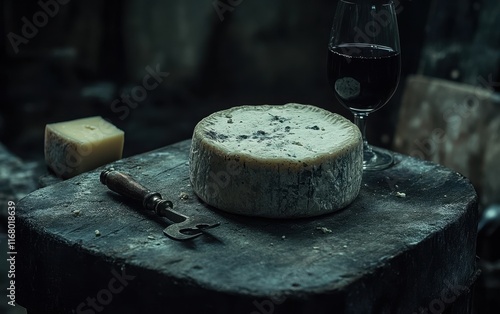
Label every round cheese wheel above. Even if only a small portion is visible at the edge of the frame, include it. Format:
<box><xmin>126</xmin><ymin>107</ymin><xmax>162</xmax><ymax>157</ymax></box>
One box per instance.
<box><xmin>189</xmin><ymin>103</ymin><xmax>363</xmax><ymax>218</ymax></box>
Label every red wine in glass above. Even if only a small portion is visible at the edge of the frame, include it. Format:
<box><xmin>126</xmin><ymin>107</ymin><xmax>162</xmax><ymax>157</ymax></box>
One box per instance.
<box><xmin>327</xmin><ymin>0</ymin><xmax>401</xmax><ymax>170</ymax></box>
<box><xmin>328</xmin><ymin>43</ymin><xmax>400</xmax><ymax>113</ymax></box>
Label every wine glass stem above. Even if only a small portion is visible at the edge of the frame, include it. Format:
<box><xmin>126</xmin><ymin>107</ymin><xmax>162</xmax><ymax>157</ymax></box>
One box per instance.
<box><xmin>353</xmin><ymin>112</ymin><xmax>374</xmax><ymax>160</ymax></box>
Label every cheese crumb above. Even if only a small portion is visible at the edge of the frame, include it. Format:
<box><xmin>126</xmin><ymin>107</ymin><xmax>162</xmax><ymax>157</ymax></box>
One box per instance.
<box><xmin>281</xmin><ymin>235</ymin><xmax>286</xmax><ymax>240</ymax></box>
<box><xmin>316</xmin><ymin>226</ymin><xmax>333</xmax><ymax>234</ymax></box>
<box><xmin>95</xmin><ymin>230</ymin><xmax>101</xmax><ymax>236</ymax></box>
<box><xmin>179</xmin><ymin>192</ymin><xmax>189</xmax><ymax>200</ymax></box>
<box><xmin>72</xmin><ymin>209</ymin><xmax>81</xmax><ymax>217</ymax></box>
<box><xmin>396</xmin><ymin>192</ymin><xmax>407</xmax><ymax>198</ymax></box>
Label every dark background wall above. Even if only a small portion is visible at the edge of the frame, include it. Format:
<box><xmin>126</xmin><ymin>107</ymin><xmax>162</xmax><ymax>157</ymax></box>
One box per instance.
<box><xmin>1</xmin><ymin>0</ymin><xmax>429</xmax><ymax>161</ymax></box>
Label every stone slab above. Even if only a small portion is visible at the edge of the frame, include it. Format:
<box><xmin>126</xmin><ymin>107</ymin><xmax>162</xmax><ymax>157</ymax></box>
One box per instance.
<box><xmin>16</xmin><ymin>140</ymin><xmax>478</xmax><ymax>313</ymax></box>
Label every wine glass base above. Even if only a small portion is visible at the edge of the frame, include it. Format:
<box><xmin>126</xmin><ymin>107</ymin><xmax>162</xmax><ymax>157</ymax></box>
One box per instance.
<box><xmin>363</xmin><ymin>147</ymin><xmax>394</xmax><ymax>171</ymax></box>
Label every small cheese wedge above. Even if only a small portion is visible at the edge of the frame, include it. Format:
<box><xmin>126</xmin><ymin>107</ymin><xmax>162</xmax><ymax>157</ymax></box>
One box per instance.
<box><xmin>45</xmin><ymin>116</ymin><xmax>124</xmax><ymax>179</ymax></box>
<box><xmin>189</xmin><ymin>103</ymin><xmax>363</xmax><ymax>218</ymax></box>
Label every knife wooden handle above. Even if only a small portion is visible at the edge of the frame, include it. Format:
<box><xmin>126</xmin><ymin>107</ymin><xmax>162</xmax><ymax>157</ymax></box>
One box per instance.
<box><xmin>101</xmin><ymin>169</ymin><xmax>176</xmax><ymax>218</ymax></box>
<box><xmin>100</xmin><ymin>169</ymin><xmax>153</xmax><ymax>201</ymax></box>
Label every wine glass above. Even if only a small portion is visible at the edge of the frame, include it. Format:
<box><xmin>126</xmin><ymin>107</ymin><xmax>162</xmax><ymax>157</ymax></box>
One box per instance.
<box><xmin>327</xmin><ymin>0</ymin><xmax>401</xmax><ymax>170</ymax></box>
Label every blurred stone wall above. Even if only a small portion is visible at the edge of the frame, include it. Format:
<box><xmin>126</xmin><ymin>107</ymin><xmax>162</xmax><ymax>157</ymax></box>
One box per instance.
<box><xmin>394</xmin><ymin>75</ymin><xmax>500</xmax><ymax>207</ymax></box>
<box><xmin>2</xmin><ymin>0</ymin><xmax>429</xmax><ymax>161</ymax></box>
<box><xmin>395</xmin><ymin>0</ymin><xmax>500</xmax><ymax>207</ymax></box>
<box><xmin>418</xmin><ymin>0</ymin><xmax>500</xmax><ymax>89</ymax></box>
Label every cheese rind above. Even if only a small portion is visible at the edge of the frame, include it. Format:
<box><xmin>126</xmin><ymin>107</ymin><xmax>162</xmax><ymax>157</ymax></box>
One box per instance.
<box><xmin>45</xmin><ymin>116</ymin><xmax>124</xmax><ymax>179</ymax></box>
<box><xmin>189</xmin><ymin>103</ymin><xmax>363</xmax><ymax>218</ymax></box>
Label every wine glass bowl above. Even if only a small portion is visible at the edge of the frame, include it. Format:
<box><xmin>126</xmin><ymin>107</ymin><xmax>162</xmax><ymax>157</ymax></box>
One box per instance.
<box><xmin>327</xmin><ymin>0</ymin><xmax>401</xmax><ymax>170</ymax></box>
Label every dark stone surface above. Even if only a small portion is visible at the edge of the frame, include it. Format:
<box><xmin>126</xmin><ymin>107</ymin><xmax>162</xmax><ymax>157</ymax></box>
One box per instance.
<box><xmin>0</xmin><ymin>143</ymin><xmax>39</xmax><ymax>224</ymax></box>
<box><xmin>16</xmin><ymin>140</ymin><xmax>478</xmax><ymax>314</ymax></box>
